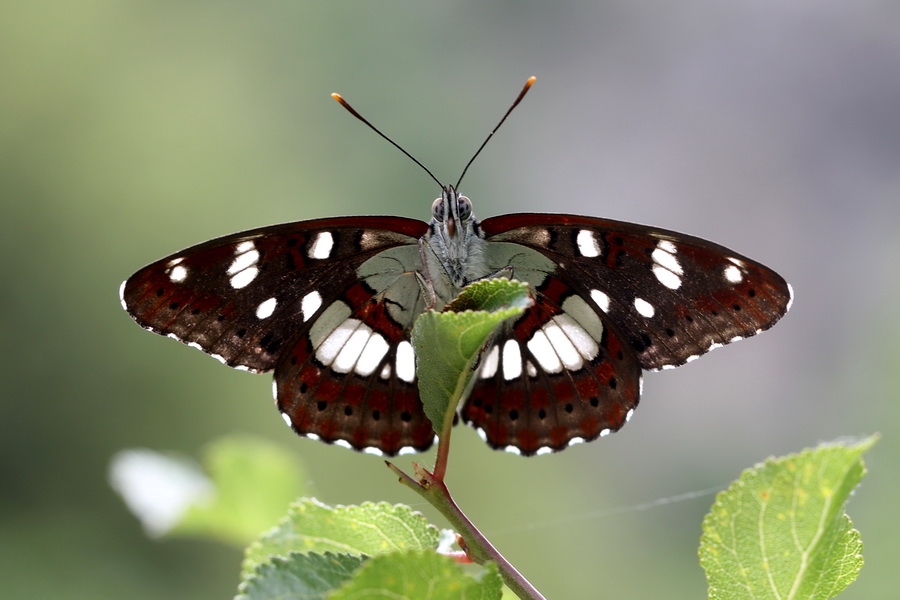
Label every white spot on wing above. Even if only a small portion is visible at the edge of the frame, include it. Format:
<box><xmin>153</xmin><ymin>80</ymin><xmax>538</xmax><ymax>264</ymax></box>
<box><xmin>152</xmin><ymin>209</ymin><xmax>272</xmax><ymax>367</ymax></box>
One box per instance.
<box><xmin>228</xmin><ymin>242</ymin><xmax>260</xmax><ymax>289</ymax></box>
<box><xmin>333</xmin><ymin>326</ymin><xmax>371</xmax><ymax>373</ymax></box>
<box><xmin>396</xmin><ymin>340</ymin><xmax>415</xmax><ymax>383</ymax></box>
<box><xmin>657</xmin><ymin>240</ymin><xmax>677</xmax><ymax>254</ymax></box>
<box><xmin>576</xmin><ymin>229</ymin><xmax>601</xmax><ymax>258</ymax></box>
<box><xmin>652</xmin><ymin>246</ymin><xmax>682</xmax><ymax>273</ymax></box>
<box><xmin>235</xmin><ymin>241</ymin><xmax>256</xmax><ymax>254</ymax></box>
<box><xmin>651</xmin><ymin>240</ymin><xmax>683</xmax><ymax>289</ymax></box>
<box><xmin>590</xmin><ymin>289</ymin><xmax>610</xmax><ymax>313</ymax></box>
<box><xmin>786</xmin><ymin>283</ymin><xmax>795</xmax><ymax>311</ymax></box>
<box><xmin>168</xmin><ymin>264</ymin><xmax>188</xmax><ymax>283</ymax></box>
<box><xmin>228</xmin><ymin>247</ymin><xmax>259</xmax><ymax>275</ymax></box>
<box><xmin>634</xmin><ymin>297</ymin><xmax>655</xmax><ymax>318</ymax></box>
<box><xmin>315</xmin><ymin>318</ymin><xmax>358</xmax><ymax>366</ymax></box>
<box><xmin>301</xmin><ymin>291</ymin><xmax>323</xmax><ymax>322</ymax></box>
<box><xmin>527</xmin><ymin>330</ymin><xmax>562</xmax><ymax>373</ymax></box>
<box><xmin>229</xmin><ymin>266</ymin><xmax>258</xmax><ymax>289</ymax></box>
<box><xmin>553</xmin><ymin>313</ymin><xmax>599</xmax><ymax>361</ymax></box>
<box><xmin>723</xmin><ymin>264</ymin><xmax>743</xmax><ymax>284</ymax></box>
<box><xmin>652</xmin><ymin>265</ymin><xmax>682</xmax><ymax>290</ymax></box>
<box><xmin>256</xmin><ymin>297</ymin><xmax>277</xmax><ymax>319</ymax></box>
<box><xmin>280</xmin><ymin>412</ymin><xmax>292</xmax><ymax>427</ymax></box>
<box><xmin>309</xmin><ymin>231</ymin><xmax>334</xmax><ymax>260</ymax></box>
<box><xmin>380</xmin><ymin>363</ymin><xmax>391</xmax><ymax>379</ymax></box>
<box><xmin>333</xmin><ymin>439</ymin><xmax>353</xmax><ymax>450</ymax></box>
<box><xmin>502</xmin><ymin>339</ymin><xmax>522</xmax><ymax>380</ymax></box>
<box><xmin>356</xmin><ymin>333</ymin><xmax>390</xmax><ymax>376</ymax></box>
<box><xmin>480</xmin><ymin>345</ymin><xmax>499</xmax><ymax>379</ymax></box>
<box><xmin>363</xmin><ymin>446</ymin><xmax>384</xmax><ymax>456</ymax></box>
<box><xmin>542</xmin><ymin>320</ymin><xmax>583</xmax><ymax>370</ymax></box>
<box><xmin>535</xmin><ymin>446</ymin><xmax>553</xmax><ymax>456</ymax></box>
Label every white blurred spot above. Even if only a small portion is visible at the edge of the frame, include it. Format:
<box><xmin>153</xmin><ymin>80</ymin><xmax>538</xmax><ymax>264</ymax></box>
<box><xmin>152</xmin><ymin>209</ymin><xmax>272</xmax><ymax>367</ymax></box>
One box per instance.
<box><xmin>108</xmin><ymin>449</ymin><xmax>213</xmax><ymax>538</ymax></box>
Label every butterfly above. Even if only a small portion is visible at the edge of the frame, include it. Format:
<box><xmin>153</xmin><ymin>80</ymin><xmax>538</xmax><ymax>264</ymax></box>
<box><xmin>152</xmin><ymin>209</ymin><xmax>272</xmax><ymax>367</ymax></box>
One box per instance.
<box><xmin>120</xmin><ymin>77</ymin><xmax>792</xmax><ymax>457</ymax></box>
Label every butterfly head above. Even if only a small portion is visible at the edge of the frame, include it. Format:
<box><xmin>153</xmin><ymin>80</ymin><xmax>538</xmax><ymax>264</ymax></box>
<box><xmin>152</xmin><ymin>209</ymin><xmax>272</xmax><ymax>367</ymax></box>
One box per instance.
<box><xmin>425</xmin><ymin>184</ymin><xmax>488</xmax><ymax>294</ymax></box>
<box><xmin>431</xmin><ymin>185</ymin><xmax>475</xmax><ymax>239</ymax></box>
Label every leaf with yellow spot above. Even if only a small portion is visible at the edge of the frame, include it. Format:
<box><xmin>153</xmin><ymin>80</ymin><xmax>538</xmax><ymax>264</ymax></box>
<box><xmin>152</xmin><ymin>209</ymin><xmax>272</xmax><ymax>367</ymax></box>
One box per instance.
<box><xmin>699</xmin><ymin>435</ymin><xmax>877</xmax><ymax>600</ymax></box>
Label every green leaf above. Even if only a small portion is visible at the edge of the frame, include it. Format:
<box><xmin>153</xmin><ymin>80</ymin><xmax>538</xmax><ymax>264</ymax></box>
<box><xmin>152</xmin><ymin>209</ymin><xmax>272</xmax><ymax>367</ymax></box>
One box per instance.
<box><xmin>699</xmin><ymin>436</ymin><xmax>876</xmax><ymax>600</ymax></box>
<box><xmin>411</xmin><ymin>278</ymin><xmax>531</xmax><ymax>435</ymax></box>
<box><xmin>243</xmin><ymin>499</ymin><xmax>440</xmax><ymax>577</ymax></box>
<box><xmin>329</xmin><ymin>550</ymin><xmax>503</xmax><ymax>600</ymax></box>
<box><xmin>237</xmin><ymin>552</ymin><xmax>364</xmax><ymax>600</ymax></box>
<box><xmin>172</xmin><ymin>434</ymin><xmax>308</xmax><ymax>545</ymax></box>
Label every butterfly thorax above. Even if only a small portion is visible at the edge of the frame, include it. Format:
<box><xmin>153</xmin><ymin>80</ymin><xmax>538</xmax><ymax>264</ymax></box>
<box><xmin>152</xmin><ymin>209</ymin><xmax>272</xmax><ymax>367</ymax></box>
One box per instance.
<box><xmin>422</xmin><ymin>185</ymin><xmax>489</xmax><ymax>304</ymax></box>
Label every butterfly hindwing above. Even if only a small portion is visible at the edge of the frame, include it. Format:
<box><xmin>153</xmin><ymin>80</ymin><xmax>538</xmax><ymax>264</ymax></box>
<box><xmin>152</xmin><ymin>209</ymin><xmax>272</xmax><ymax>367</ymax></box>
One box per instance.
<box><xmin>481</xmin><ymin>213</ymin><xmax>792</xmax><ymax>371</ymax></box>
<box><xmin>462</xmin><ymin>273</ymin><xmax>642</xmax><ymax>455</ymax></box>
<box><xmin>275</xmin><ymin>265</ymin><xmax>436</xmax><ymax>456</ymax></box>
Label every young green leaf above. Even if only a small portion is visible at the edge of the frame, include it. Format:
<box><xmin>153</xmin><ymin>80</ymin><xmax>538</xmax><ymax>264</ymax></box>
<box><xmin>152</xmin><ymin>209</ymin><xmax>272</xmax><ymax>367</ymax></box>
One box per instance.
<box><xmin>243</xmin><ymin>499</ymin><xmax>440</xmax><ymax>577</ymax></box>
<box><xmin>699</xmin><ymin>436</ymin><xmax>876</xmax><ymax>600</ymax></box>
<box><xmin>330</xmin><ymin>550</ymin><xmax>503</xmax><ymax>600</ymax></box>
<box><xmin>236</xmin><ymin>551</ymin><xmax>364</xmax><ymax>600</ymax></box>
<box><xmin>411</xmin><ymin>278</ymin><xmax>531</xmax><ymax>436</ymax></box>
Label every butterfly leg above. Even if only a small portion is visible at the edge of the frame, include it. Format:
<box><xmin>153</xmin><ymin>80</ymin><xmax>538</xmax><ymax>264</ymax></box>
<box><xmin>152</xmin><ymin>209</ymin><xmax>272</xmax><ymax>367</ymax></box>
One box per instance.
<box><xmin>417</xmin><ymin>238</ymin><xmax>441</xmax><ymax>309</ymax></box>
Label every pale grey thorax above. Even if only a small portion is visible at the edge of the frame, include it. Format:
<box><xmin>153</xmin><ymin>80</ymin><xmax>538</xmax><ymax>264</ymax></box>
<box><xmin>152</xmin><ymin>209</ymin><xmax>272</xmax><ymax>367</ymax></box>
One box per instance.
<box><xmin>421</xmin><ymin>185</ymin><xmax>490</xmax><ymax>305</ymax></box>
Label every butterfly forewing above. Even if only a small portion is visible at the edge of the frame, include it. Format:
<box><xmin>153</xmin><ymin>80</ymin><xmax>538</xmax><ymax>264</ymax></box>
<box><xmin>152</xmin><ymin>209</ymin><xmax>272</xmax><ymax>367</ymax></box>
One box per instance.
<box><xmin>121</xmin><ymin>217</ymin><xmax>428</xmax><ymax>373</ymax></box>
<box><xmin>481</xmin><ymin>214</ymin><xmax>792</xmax><ymax>371</ymax></box>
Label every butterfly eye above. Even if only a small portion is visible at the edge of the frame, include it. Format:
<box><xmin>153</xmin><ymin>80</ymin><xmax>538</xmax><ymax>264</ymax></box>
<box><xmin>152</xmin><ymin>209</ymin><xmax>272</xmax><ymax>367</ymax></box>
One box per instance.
<box><xmin>457</xmin><ymin>195</ymin><xmax>472</xmax><ymax>220</ymax></box>
<box><xmin>431</xmin><ymin>198</ymin><xmax>445</xmax><ymax>221</ymax></box>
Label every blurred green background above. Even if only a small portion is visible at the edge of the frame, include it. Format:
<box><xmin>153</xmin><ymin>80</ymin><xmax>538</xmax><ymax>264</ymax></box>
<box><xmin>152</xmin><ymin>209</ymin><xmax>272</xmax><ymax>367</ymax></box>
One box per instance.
<box><xmin>3</xmin><ymin>1</ymin><xmax>898</xmax><ymax>598</ymax></box>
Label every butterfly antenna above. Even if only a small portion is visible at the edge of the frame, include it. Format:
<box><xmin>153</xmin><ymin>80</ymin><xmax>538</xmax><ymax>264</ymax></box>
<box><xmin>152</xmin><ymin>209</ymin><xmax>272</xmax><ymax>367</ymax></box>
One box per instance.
<box><xmin>332</xmin><ymin>92</ymin><xmax>443</xmax><ymax>188</ymax></box>
<box><xmin>455</xmin><ymin>76</ymin><xmax>536</xmax><ymax>189</ymax></box>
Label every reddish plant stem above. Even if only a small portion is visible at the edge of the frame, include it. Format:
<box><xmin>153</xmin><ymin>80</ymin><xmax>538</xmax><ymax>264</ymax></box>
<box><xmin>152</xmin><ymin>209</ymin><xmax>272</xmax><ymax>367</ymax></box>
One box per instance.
<box><xmin>386</xmin><ymin>460</ymin><xmax>546</xmax><ymax>600</ymax></box>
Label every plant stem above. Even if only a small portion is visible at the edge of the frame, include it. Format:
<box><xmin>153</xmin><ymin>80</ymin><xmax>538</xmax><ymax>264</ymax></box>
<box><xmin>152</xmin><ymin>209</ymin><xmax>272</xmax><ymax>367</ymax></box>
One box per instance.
<box><xmin>386</xmin><ymin>461</ymin><xmax>546</xmax><ymax>600</ymax></box>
